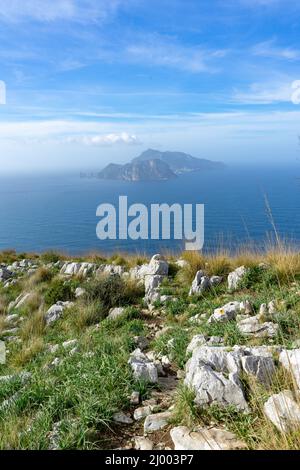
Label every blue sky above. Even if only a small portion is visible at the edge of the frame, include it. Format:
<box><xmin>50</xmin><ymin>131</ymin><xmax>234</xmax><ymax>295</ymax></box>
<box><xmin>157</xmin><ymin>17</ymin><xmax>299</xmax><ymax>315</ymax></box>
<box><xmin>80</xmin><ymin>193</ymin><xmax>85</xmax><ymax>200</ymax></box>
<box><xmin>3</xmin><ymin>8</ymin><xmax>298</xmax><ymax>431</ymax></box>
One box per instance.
<box><xmin>0</xmin><ymin>0</ymin><xmax>300</xmax><ymax>172</ymax></box>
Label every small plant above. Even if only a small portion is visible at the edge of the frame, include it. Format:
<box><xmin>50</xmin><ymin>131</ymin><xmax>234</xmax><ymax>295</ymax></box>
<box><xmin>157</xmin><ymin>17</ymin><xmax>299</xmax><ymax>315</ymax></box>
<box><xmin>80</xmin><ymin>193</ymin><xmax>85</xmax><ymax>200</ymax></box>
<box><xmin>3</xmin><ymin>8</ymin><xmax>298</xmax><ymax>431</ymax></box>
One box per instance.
<box><xmin>84</xmin><ymin>275</ymin><xmax>143</xmax><ymax>314</ymax></box>
<box><xmin>40</xmin><ymin>251</ymin><xmax>64</xmax><ymax>264</ymax></box>
<box><xmin>44</xmin><ymin>279</ymin><xmax>75</xmax><ymax>305</ymax></box>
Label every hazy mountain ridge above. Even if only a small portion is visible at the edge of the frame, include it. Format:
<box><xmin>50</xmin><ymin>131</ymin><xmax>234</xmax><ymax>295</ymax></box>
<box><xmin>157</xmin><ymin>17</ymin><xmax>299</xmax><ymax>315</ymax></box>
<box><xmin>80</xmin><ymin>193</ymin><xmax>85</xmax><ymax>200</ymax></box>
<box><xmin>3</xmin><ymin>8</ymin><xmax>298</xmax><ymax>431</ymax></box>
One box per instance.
<box><xmin>98</xmin><ymin>149</ymin><xmax>225</xmax><ymax>181</ymax></box>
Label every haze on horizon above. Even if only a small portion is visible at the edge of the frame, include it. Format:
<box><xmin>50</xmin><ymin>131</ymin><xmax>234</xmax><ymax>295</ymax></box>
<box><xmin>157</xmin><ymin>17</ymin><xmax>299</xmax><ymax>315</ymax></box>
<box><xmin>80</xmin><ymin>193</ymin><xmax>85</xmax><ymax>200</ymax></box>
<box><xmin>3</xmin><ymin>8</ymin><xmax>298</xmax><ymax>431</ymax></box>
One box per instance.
<box><xmin>0</xmin><ymin>0</ymin><xmax>300</xmax><ymax>173</ymax></box>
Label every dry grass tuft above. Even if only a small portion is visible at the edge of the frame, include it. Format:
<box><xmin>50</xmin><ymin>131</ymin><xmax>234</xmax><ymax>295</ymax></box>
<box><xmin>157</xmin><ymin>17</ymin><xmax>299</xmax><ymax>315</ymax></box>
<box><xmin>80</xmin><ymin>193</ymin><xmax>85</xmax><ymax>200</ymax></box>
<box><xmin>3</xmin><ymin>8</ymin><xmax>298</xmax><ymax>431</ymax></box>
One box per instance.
<box><xmin>19</xmin><ymin>309</ymin><xmax>45</xmax><ymax>342</ymax></box>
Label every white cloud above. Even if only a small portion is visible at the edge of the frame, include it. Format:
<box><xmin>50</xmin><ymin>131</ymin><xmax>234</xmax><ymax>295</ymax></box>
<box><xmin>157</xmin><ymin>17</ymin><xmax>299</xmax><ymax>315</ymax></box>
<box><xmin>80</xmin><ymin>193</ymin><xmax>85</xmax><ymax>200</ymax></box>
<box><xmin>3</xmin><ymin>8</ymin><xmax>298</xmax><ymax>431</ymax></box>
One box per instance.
<box><xmin>125</xmin><ymin>35</ymin><xmax>228</xmax><ymax>73</ymax></box>
<box><xmin>252</xmin><ymin>40</ymin><xmax>300</xmax><ymax>60</ymax></box>
<box><xmin>0</xmin><ymin>0</ymin><xmax>122</xmax><ymax>23</ymax></box>
<box><xmin>66</xmin><ymin>132</ymin><xmax>141</xmax><ymax>146</ymax></box>
<box><xmin>232</xmin><ymin>80</ymin><xmax>296</xmax><ymax>104</ymax></box>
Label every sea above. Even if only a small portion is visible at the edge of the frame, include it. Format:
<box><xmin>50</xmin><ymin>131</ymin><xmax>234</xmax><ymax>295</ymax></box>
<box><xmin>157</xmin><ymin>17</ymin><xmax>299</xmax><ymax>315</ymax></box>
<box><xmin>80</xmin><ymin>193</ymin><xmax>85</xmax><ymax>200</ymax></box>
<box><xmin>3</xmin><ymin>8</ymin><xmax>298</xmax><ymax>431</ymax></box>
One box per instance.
<box><xmin>0</xmin><ymin>165</ymin><xmax>299</xmax><ymax>256</ymax></box>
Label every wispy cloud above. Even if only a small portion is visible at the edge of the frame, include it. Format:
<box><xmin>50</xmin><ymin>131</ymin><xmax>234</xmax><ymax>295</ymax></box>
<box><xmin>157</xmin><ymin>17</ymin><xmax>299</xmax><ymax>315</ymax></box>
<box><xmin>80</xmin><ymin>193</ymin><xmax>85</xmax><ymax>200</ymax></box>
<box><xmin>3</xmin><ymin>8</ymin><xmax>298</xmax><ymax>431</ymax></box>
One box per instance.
<box><xmin>232</xmin><ymin>78</ymin><xmax>295</xmax><ymax>104</ymax></box>
<box><xmin>125</xmin><ymin>35</ymin><xmax>228</xmax><ymax>73</ymax></box>
<box><xmin>0</xmin><ymin>0</ymin><xmax>123</xmax><ymax>24</ymax></box>
<box><xmin>252</xmin><ymin>40</ymin><xmax>300</xmax><ymax>60</ymax></box>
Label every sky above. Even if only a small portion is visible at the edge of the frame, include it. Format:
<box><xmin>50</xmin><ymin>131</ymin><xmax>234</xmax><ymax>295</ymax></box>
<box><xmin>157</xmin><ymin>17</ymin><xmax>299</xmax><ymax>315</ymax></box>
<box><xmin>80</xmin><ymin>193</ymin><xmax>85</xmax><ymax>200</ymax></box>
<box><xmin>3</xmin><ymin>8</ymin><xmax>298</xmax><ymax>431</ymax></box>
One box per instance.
<box><xmin>0</xmin><ymin>0</ymin><xmax>300</xmax><ymax>172</ymax></box>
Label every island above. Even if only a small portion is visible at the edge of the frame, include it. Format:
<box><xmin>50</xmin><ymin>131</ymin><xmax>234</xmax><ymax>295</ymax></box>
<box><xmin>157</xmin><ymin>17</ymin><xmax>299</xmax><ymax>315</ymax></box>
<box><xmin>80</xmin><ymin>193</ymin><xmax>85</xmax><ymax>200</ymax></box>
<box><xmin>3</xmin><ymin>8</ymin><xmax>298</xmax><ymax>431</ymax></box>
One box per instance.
<box><xmin>97</xmin><ymin>149</ymin><xmax>225</xmax><ymax>181</ymax></box>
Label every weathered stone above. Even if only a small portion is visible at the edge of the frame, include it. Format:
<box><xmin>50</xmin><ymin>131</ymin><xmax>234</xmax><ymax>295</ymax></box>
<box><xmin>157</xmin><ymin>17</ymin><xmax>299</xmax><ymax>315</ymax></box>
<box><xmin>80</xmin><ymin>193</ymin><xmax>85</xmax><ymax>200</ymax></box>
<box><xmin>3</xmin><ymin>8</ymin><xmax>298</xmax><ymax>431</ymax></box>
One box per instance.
<box><xmin>129</xmin><ymin>391</ymin><xmax>140</xmax><ymax>405</ymax></box>
<box><xmin>228</xmin><ymin>266</ymin><xmax>248</xmax><ymax>291</ymax></box>
<box><xmin>113</xmin><ymin>411</ymin><xmax>133</xmax><ymax>424</ymax></box>
<box><xmin>239</xmin><ymin>300</ymin><xmax>253</xmax><ymax>315</ymax></box>
<box><xmin>189</xmin><ymin>271</ymin><xmax>211</xmax><ymax>296</ymax></box>
<box><xmin>0</xmin><ymin>267</ymin><xmax>14</xmax><ymax>282</ymax></box>
<box><xmin>186</xmin><ymin>335</ymin><xmax>207</xmax><ymax>354</ymax></box>
<box><xmin>144</xmin><ymin>411</ymin><xmax>172</xmax><ymax>433</ymax></box>
<box><xmin>97</xmin><ymin>264</ymin><xmax>124</xmax><ymax>276</ymax></box>
<box><xmin>241</xmin><ymin>355</ymin><xmax>275</xmax><ymax>385</ymax></box>
<box><xmin>279</xmin><ymin>349</ymin><xmax>300</xmax><ymax>389</ymax></box>
<box><xmin>237</xmin><ymin>315</ymin><xmax>278</xmax><ymax>338</ymax></box>
<box><xmin>75</xmin><ymin>287</ymin><xmax>86</xmax><ymax>298</ymax></box>
<box><xmin>62</xmin><ymin>339</ymin><xmax>77</xmax><ymax>349</ymax></box>
<box><xmin>170</xmin><ymin>426</ymin><xmax>246</xmax><ymax>450</ymax></box>
<box><xmin>147</xmin><ymin>254</ymin><xmax>169</xmax><ymax>276</ymax></box>
<box><xmin>61</xmin><ymin>262</ymin><xmax>95</xmax><ymax>277</ymax></box>
<box><xmin>184</xmin><ymin>345</ymin><xmax>248</xmax><ymax>411</ymax></box>
<box><xmin>107</xmin><ymin>307</ymin><xmax>126</xmax><ymax>320</ymax></box>
<box><xmin>8</xmin><ymin>293</ymin><xmax>33</xmax><ymax>312</ymax></box>
<box><xmin>0</xmin><ymin>341</ymin><xmax>5</xmax><ymax>364</ymax></box>
<box><xmin>264</xmin><ymin>391</ymin><xmax>300</xmax><ymax>433</ymax></box>
<box><xmin>208</xmin><ymin>301</ymin><xmax>240</xmax><ymax>323</ymax></box>
<box><xmin>128</xmin><ymin>349</ymin><xmax>158</xmax><ymax>383</ymax></box>
<box><xmin>134</xmin><ymin>436</ymin><xmax>154</xmax><ymax>450</ymax></box>
<box><xmin>210</xmin><ymin>276</ymin><xmax>223</xmax><ymax>287</ymax></box>
<box><xmin>133</xmin><ymin>406</ymin><xmax>152</xmax><ymax>421</ymax></box>
<box><xmin>45</xmin><ymin>301</ymin><xmax>73</xmax><ymax>325</ymax></box>
<box><xmin>185</xmin><ymin>364</ymin><xmax>248</xmax><ymax>411</ymax></box>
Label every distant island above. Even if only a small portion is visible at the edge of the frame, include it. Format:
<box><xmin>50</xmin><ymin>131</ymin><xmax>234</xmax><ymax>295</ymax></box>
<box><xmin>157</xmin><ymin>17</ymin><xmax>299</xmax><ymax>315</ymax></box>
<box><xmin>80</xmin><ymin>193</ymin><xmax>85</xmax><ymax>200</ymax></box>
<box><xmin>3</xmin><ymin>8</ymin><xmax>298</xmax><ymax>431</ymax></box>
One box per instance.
<box><xmin>96</xmin><ymin>149</ymin><xmax>225</xmax><ymax>181</ymax></box>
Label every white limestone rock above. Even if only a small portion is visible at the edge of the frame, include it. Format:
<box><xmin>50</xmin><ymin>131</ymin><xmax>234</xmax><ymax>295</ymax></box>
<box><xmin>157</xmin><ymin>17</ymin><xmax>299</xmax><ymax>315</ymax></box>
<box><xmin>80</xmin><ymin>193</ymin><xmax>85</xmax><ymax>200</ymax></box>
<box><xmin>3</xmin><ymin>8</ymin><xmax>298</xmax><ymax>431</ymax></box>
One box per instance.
<box><xmin>279</xmin><ymin>349</ymin><xmax>300</xmax><ymax>389</ymax></box>
<box><xmin>170</xmin><ymin>426</ymin><xmax>246</xmax><ymax>450</ymax></box>
<box><xmin>264</xmin><ymin>391</ymin><xmax>300</xmax><ymax>433</ymax></box>
<box><xmin>144</xmin><ymin>411</ymin><xmax>172</xmax><ymax>433</ymax></box>
<box><xmin>228</xmin><ymin>266</ymin><xmax>248</xmax><ymax>291</ymax></box>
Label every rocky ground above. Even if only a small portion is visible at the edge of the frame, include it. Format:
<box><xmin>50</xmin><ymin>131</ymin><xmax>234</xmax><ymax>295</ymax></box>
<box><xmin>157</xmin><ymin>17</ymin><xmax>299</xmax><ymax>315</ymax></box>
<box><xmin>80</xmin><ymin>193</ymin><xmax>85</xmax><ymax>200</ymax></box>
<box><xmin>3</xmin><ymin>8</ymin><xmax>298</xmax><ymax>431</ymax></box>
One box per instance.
<box><xmin>1</xmin><ymin>249</ymin><xmax>300</xmax><ymax>450</ymax></box>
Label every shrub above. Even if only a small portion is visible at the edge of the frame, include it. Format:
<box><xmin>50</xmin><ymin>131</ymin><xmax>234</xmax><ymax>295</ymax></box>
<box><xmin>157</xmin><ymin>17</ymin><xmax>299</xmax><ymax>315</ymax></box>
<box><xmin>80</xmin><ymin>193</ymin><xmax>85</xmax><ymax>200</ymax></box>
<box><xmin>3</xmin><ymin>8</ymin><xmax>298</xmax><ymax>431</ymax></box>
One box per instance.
<box><xmin>40</xmin><ymin>251</ymin><xmax>64</xmax><ymax>264</ymax></box>
<box><xmin>44</xmin><ymin>279</ymin><xmax>74</xmax><ymax>305</ymax></box>
<box><xmin>84</xmin><ymin>275</ymin><xmax>143</xmax><ymax>314</ymax></box>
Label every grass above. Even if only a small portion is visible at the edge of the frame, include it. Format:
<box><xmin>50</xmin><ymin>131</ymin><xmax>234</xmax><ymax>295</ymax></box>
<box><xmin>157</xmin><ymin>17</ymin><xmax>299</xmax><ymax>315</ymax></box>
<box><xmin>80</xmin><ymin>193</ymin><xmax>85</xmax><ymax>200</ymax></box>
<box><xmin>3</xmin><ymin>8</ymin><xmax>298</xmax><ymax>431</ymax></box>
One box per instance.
<box><xmin>1</xmin><ymin>242</ymin><xmax>300</xmax><ymax>449</ymax></box>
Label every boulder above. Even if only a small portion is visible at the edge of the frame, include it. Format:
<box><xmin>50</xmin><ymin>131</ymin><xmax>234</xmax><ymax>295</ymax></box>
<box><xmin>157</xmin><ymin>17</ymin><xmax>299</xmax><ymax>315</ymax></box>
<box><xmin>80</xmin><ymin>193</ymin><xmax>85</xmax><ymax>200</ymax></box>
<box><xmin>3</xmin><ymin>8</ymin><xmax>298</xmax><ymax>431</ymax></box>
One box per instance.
<box><xmin>129</xmin><ymin>391</ymin><xmax>140</xmax><ymax>405</ymax></box>
<box><xmin>8</xmin><ymin>292</ymin><xmax>33</xmax><ymax>312</ymax></box>
<box><xmin>61</xmin><ymin>262</ymin><xmax>95</xmax><ymax>277</ymax></box>
<box><xmin>264</xmin><ymin>391</ymin><xmax>300</xmax><ymax>433</ymax></box>
<box><xmin>107</xmin><ymin>307</ymin><xmax>126</xmax><ymax>320</ymax></box>
<box><xmin>143</xmin><ymin>255</ymin><xmax>169</xmax><ymax>304</ymax></box>
<box><xmin>210</xmin><ymin>276</ymin><xmax>223</xmax><ymax>287</ymax></box>
<box><xmin>133</xmin><ymin>406</ymin><xmax>152</xmax><ymax>421</ymax></box>
<box><xmin>134</xmin><ymin>437</ymin><xmax>154</xmax><ymax>450</ymax></box>
<box><xmin>241</xmin><ymin>355</ymin><xmax>275</xmax><ymax>385</ymax></box>
<box><xmin>75</xmin><ymin>287</ymin><xmax>86</xmax><ymax>298</ymax></box>
<box><xmin>184</xmin><ymin>344</ymin><xmax>251</xmax><ymax>411</ymax></box>
<box><xmin>0</xmin><ymin>267</ymin><xmax>14</xmax><ymax>282</ymax></box>
<box><xmin>97</xmin><ymin>264</ymin><xmax>124</xmax><ymax>276</ymax></box>
<box><xmin>0</xmin><ymin>340</ymin><xmax>5</xmax><ymax>365</ymax></box>
<box><xmin>189</xmin><ymin>271</ymin><xmax>211</xmax><ymax>295</ymax></box>
<box><xmin>279</xmin><ymin>349</ymin><xmax>300</xmax><ymax>389</ymax></box>
<box><xmin>208</xmin><ymin>301</ymin><xmax>240</xmax><ymax>323</ymax></box>
<box><xmin>170</xmin><ymin>426</ymin><xmax>246</xmax><ymax>450</ymax></box>
<box><xmin>237</xmin><ymin>315</ymin><xmax>278</xmax><ymax>338</ymax></box>
<box><xmin>60</xmin><ymin>262</ymin><xmax>81</xmax><ymax>276</ymax></box>
<box><xmin>112</xmin><ymin>411</ymin><xmax>133</xmax><ymax>425</ymax></box>
<box><xmin>186</xmin><ymin>335</ymin><xmax>207</xmax><ymax>354</ymax></box>
<box><xmin>129</xmin><ymin>264</ymin><xmax>149</xmax><ymax>281</ymax></box>
<box><xmin>128</xmin><ymin>349</ymin><xmax>158</xmax><ymax>384</ymax></box>
<box><xmin>144</xmin><ymin>411</ymin><xmax>172</xmax><ymax>433</ymax></box>
<box><xmin>228</xmin><ymin>266</ymin><xmax>248</xmax><ymax>291</ymax></box>
<box><xmin>45</xmin><ymin>301</ymin><xmax>73</xmax><ymax>325</ymax></box>
<box><xmin>239</xmin><ymin>300</ymin><xmax>253</xmax><ymax>315</ymax></box>
<box><xmin>147</xmin><ymin>254</ymin><xmax>169</xmax><ymax>276</ymax></box>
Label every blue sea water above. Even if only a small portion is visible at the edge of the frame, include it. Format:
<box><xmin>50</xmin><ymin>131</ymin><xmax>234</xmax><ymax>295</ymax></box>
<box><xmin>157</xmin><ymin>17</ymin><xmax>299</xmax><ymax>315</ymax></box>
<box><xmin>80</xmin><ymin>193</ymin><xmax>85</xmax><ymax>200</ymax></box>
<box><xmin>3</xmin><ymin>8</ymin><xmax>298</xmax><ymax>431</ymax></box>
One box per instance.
<box><xmin>0</xmin><ymin>166</ymin><xmax>299</xmax><ymax>255</ymax></box>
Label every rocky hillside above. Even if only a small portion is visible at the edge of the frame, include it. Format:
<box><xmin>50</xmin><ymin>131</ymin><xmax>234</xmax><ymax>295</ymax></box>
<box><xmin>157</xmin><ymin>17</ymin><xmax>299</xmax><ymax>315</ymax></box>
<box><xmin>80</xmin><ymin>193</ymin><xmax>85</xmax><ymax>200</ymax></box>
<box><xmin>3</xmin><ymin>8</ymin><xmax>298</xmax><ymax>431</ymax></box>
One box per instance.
<box><xmin>98</xmin><ymin>149</ymin><xmax>225</xmax><ymax>181</ymax></box>
<box><xmin>0</xmin><ymin>248</ymin><xmax>300</xmax><ymax>450</ymax></box>
<box><xmin>98</xmin><ymin>159</ymin><xmax>177</xmax><ymax>181</ymax></box>
<box><xmin>132</xmin><ymin>149</ymin><xmax>225</xmax><ymax>174</ymax></box>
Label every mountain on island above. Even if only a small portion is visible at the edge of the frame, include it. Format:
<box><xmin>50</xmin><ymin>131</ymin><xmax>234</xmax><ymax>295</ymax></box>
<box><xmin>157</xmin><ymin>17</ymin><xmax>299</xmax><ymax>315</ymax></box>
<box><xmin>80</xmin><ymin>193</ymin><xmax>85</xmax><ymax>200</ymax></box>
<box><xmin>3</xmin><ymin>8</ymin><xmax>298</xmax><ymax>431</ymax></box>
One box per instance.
<box><xmin>98</xmin><ymin>149</ymin><xmax>225</xmax><ymax>181</ymax></box>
